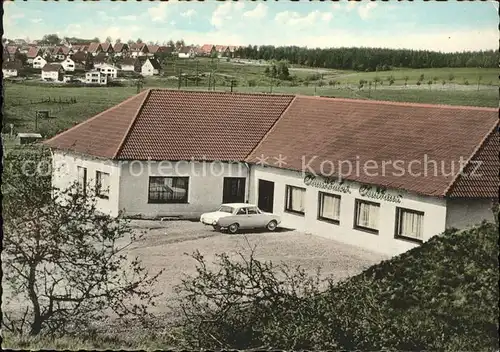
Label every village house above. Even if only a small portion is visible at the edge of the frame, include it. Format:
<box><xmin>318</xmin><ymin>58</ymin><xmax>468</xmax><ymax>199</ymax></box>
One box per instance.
<box><xmin>44</xmin><ymin>90</ymin><xmax>497</xmax><ymax>256</ymax></box>
<box><xmin>97</xmin><ymin>63</ymin><xmax>118</xmax><ymax>79</ymax></box>
<box><xmin>130</xmin><ymin>42</ymin><xmax>149</xmax><ymax>58</ymax></box>
<box><xmin>100</xmin><ymin>42</ymin><xmax>115</xmax><ymax>56</ymax></box>
<box><xmin>32</xmin><ymin>55</ymin><xmax>48</xmax><ymax>69</ymax></box>
<box><xmin>215</xmin><ymin>45</ymin><xmax>230</xmax><ymax>58</ymax></box>
<box><xmin>41</xmin><ymin>63</ymin><xmax>64</xmax><ymax>81</ymax></box>
<box><xmin>2</xmin><ymin>61</ymin><xmax>22</xmax><ymax>78</ymax></box>
<box><xmin>92</xmin><ymin>53</ymin><xmax>109</xmax><ymax>68</ymax></box>
<box><xmin>141</xmin><ymin>57</ymin><xmax>161</xmax><ymax>76</ymax></box>
<box><xmin>120</xmin><ymin>57</ymin><xmax>141</xmax><ymax>72</ymax></box>
<box><xmin>199</xmin><ymin>44</ymin><xmax>216</xmax><ymax>57</ymax></box>
<box><xmin>178</xmin><ymin>46</ymin><xmax>196</xmax><ymax>59</ymax></box>
<box><xmin>6</xmin><ymin>45</ymin><xmax>19</xmax><ymax>61</ymax></box>
<box><xmin>113</xmin><ymin>42</ymin><xmax>129</xmax><ymax>57</ymax></box>
<box><xmin>87</xmin><ymin>42</ymin><xmax>103</xmax><ymax>56</ymax></box>
<box><xmin>84</xmin><ymin>70</ymin><xmax>108</xmax><ymax>85</ymax></box>
<box><xmin>26</xmin><ymin>47</ymin><xmax>42</xmax><ymax>64</ymax></box>
<box><xmin>60</xmin><ymin>57</ymin><xmax>76</xmax><ymax>72</ymax></box>
<box><xmin>146</xmin><ymin>45</ymin><xmax>159</xmax><ymax>57</ymax></box>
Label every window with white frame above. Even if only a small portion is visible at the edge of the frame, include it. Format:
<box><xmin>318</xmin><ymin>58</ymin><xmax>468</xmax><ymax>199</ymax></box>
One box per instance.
<box><xmin>285</xmin><ymin>185</ymin><xmax>306</xmax><ymax>215</ymax></box>
<box><xmin>354</xmin><ymin>199</ymin><xmax>380</xmax><ymax>233</ymax></box>
<box><xmin>77</xmin><ymin>166</ymin><xmax>87</xmax><ymax>195</ymax></box>
<box><xmin>95</xmin><ymin>171</ymin><xmax>110</xmax><ymax>199</ymax></box>
<box><xmin>318</xmin><ymin>192</ymin><xmax>341</xmax><ymax>224</ymax></box>
<box><xmin>395</xmin><ymin>207</ymin><xmax>424</xmax><ymax>242</ymax></box>
<box><xmin>148</xmin><ymin>177</ymin><xmax>189</xmax><ymax>203</ymax></box>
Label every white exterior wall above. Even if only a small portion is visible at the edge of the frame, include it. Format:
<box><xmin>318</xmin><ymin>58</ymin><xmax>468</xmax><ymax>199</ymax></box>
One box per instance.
<box><xmin>33</xmin><ymin>56</ymin><xmax>47</xmax><ymax>69</ymax></box>
<box><xmin>121</xmin><ymin>64</ymin><xmax>135</xmax><ymax>72</ymax></box>
<box><xmin>3</xmin><ymin>69</ymin><xmax>18</xmax><ymax>77</ymax></box>
<box><xmin>249</xmin><ymin>166</ymin><xmax>448</xmax><ymax>256</ymax></box>
<box><xmin>52</xmin><ymin>151</ymin><xmax>121</xmax><ymax>217</ymax></box>
<box><xmin>98</xmin><ymin>65</ymin><xmax>118</xmax><ymax>78</ymax></box>
<box><xmin>445</xmin><ymin>198</ymin><xmax>495</xmax><ymax>229</ymax></box>
<box><xmin>119</xmin><ymin>161</ymin><xmax>249</xmax><ymax>219</ymax></box>
<box><xmin>178</xmin><ymin>52</ymin><xmax>192</xmax><ymax>59</ymax></box>
<box><xmin>85</xmin><ymin>71</ymin><xmax>107</xmax><ymax>85</ymax></box>
<box><xmin>141</xmin><ymin>60</ymin><xmax>158</xmax><ymax>76</ymax></box>
<box><xmin>42</xmin><ymin>70</ymin><xmax>62</xmax><ymax>81</ymax></box>
<box><xmin>61</xmin><ymin>58</ymin><xmax>75</xmax><ymax>71</ymax></box>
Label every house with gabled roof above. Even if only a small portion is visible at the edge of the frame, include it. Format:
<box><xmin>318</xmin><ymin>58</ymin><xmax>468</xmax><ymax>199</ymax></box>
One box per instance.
<box><xmin>113</xmin><ymin>42</ymin><xmax>129</xmax><ymax>57</ymax></box>
<box><xmin>27</xmin><ymin>47</ymin><xmax>42</xmax><ymax>64</ymax></box>
<box><xmin>141</xmin><ymin>57</ymin><xmax>161</xmax><ymax>76</ymax></box>
<box><xmin>87</xmin><ymin>42</ymin><xmax>103</xmax><ymax>56</ymax></box>
<box><xmin>177</xmin><ymin>46</ymin><xmax>196</xmax><ymax>59</ymax></box>
<box><xmin>199</xmin><ymin>44</ymin><xmax>216</xmax><ymax>56</ymax></box>
<box><xmin>44</xmin><ymin>90</ymin><xmax>497</xmax><ymax>256</ymax></box>
<box><xmin>3</xmin><ymin>60</ymin><xmax>22</xmax><ymax>77</ymax></box>
<box><xmin>130</xmin><ymin>42</ymin><xmax>148</xmax><ymax>58</ymax></box>
<box><xmin>100</xmin><ymin>42</ymin><xmax>115</xmax><ymax>56</ymax></box>
<box><xmin>41</xmin><ymin>63</ymin><xmax>64</xmax><ymax>81</ymax></box>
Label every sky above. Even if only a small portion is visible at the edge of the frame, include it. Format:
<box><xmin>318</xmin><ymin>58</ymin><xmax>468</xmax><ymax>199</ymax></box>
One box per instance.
<box><xmin>3</xmin><ymin>0</ymin><xmax>499</xmax><ymax>52</ymax></box>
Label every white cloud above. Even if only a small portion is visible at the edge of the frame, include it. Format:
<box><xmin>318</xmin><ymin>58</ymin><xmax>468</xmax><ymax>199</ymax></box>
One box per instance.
<box><xmin>243</xmin><ymin>4</ymin><xmax>268</xmax><ymax>20</ymax></box>
<box><xmin>211</xmin><ymin>2</ymin><xmax>245</xmax><ymax>28</ymax></box>
<box><xmin>180</xmin><ymin>9</ymin><xmax>196</xmax><ymax>18</ymax></box>
<box><xmin>148</xmin><ymin>3</ymin><xmax>169</xmax><ymax>22</ymax></box>
<box><xmin>30</xmin><ymin>18</ymin><xmax>43</xmax><ymax>24</ymax></box>
<box><xmin>120</xmin><ymin>15</ymin><xmax>137</xmax><ymax>21</ymax></box>
<box><xmin>275</xmin><ymin>10</ymin><xmax>332</xmax><ymax>27</ymax></box>
<box><xmin>357</xmin><ymin>2</ymin><xmax>378</xmax><ymax>20</ymax></box>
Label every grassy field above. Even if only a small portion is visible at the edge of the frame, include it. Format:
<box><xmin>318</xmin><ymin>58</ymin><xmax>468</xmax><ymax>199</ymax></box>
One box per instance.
<box><xmin>2</xmin><ymin>61</ymin><xmax>497</xmax><ymax>138</ymax></box>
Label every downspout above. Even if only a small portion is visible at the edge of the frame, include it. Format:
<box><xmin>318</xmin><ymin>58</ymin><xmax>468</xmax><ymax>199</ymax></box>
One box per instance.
<box><xmin>244</xmin><ymin>162</ymin><xmax>251</xmax><ymax>203</ymax></box>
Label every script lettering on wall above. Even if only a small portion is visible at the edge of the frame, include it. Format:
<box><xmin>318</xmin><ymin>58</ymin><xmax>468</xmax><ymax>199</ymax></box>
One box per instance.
<box><xmin>358</xmin><ymin>185</ymin><xmax>403</xmax><ymax>203</ymax></box>
<box><xmin>303</xmin><ymin>175</ymin><xmax>351</xmax><ymax>194</ymax></box>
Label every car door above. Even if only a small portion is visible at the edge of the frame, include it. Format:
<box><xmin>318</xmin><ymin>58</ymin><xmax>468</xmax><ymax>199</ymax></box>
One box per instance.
<box><xmin>246</xmin><ymin>206</ymin><xmax>264</xmax><ymax>228</ymax></box>
<box><xmin>234</xmin><ymin>207</ymin><xmax>249</xmax><ymax>228</ymax></box>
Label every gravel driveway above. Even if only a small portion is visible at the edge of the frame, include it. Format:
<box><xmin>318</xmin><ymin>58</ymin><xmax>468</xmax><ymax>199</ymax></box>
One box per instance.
<box><xmin>126</xmin><ymin>220</ymin><xmax>388</xmax><ymax>315</ymax></box>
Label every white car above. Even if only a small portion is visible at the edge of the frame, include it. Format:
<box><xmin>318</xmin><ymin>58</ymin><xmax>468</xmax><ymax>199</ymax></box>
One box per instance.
<box><xmin>200</xmin><ymin>203</ymin><xmax>281</xmax><ymax>234</ymax></box>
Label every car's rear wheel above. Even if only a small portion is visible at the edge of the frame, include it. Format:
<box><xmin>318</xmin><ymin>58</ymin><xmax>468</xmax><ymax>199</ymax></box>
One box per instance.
<box><xmin>266</xmin><ymin>220</ymin><xmax>278</xmax><ymax>232</ymax></box>
<box><xmin>228</xmin><ymin>223</ymin><xmax>239</xmax><ymax>234</ymax></box>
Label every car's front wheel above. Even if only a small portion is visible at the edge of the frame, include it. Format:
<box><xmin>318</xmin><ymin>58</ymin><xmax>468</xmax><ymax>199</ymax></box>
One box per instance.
<box><xmin>227</xmin><ymin>223</ymin><xmax>239</xmax><ymax>234</ymax></box>
<box><xmin>266</xmin><ymin>220</ymin><xmax>278</xmax><ymax>232</ymax></box>
<box><xmin>212</xmin><ymin>224</ymin><xmax>221</xmax><ymax>231</ymax></box>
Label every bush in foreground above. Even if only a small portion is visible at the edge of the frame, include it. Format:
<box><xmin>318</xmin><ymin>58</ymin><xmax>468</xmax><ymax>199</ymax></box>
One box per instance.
<box><xmin>174</xmin><ymin>221</ymin><xmax>499</xmax><ymax>350</ymax></box>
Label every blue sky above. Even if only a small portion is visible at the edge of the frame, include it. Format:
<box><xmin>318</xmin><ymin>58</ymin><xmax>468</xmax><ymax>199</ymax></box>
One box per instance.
<box><xmin>4</xmin><ymin>0</ymin><xmax>499</xmax><ymax>52</ymax></box>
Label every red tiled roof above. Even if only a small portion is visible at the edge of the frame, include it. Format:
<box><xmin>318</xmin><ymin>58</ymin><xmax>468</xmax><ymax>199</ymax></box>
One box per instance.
<box><xmin>60</xmin><ymin>46</ymin><xmax>71</xmax><ymax>55</ymax></box>
<box><xmin>148</xmin><ymin>45</ymin><xmax>159</xmax><ymax>53</ymax></box>
<box><xmin>113</xmin><ymin>43</ymin><xmax>128</xmax><ymax>52</ymax></box>
<box><xmin>87</xmin><ymin>42</ymin><xmax>102</xmax><ymax>53</ymax></box>
<box><xmin>44</xmin><ymin>90</ymin><xmax>150</xmax><ymax>158</ymax></box>
<box><xmin>42</xmin><ymin>63</ymin><xmax>63</xmax><ymax>72</ymax></box>
<box><xmin>7</xmin><ymin>46</ymin><xmax>19</xmax><ymax>54</ymax></box>
<box><xmin>247</xmin><ymin>96</ymin><xmax>498</xmax><ymax>198</ymax></box>
<box><xmin>101</xmin><ymin>42</ymin><xmax>114</xmax><ymax>52</ymax></box>
<box><xmin>200</xmin><ymin>44</ymin><xmax>214</xmax><ymax>53</ymax></box>
<box><xmin>44</xmin><ymin>89</ymin><xmax>295</xmax><ymax>161</ymax></box>
<box><xmin>27</xmin><ymin>46</ymin><xmax>40</xmax><ymax>58</ymax></box>
<box><xmin>215</xmin><ymin>45</ymin><xmax>228</xmax><ymax>52</ymax></box>
<box><xmin>130</xmin><ymin>43</ymin><xmax>147</xmax><ymax>52</ymax></box>
<box><xmin>446</xmin><ymin>128</ymin><xmax>499</xmax><ymax>198</ymax></box>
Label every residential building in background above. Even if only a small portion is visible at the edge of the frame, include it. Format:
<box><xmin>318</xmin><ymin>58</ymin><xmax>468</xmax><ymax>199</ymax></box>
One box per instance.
<box><xmin>85</xmin><ymin>70</ymin><xmax>108</xmax><ymax>85</ymax></box>
<box><xmin>41</xmin><ymin>63</ymin><xmax>64</xmax><ymax>81</ymax></box>
<box><xmin>141</xmin><ymin>57</ymin><xmax>161</xmax><ymax>76</ymax></box>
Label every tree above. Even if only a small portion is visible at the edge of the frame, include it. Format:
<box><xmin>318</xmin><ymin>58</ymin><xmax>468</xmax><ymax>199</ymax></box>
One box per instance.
<box><xmin>419</xmin><ymin>73</ymin><xmax>425</xmax><ymax>82</ymax></box>
<box><xmin>41</xmin><ymin>34</ymin><xmax>61</xmax><ymax>45</ymax></box>
<box><xmin>477</xmin><ymin>75</ymin><xmax>482</xmax><ymax>91</ymax></box>
<box><xmin>264</xmin><ymin>66</ymin><xmax>270</xmax><ymax>76</ymax></box>
<box><xmin>404</xmin><ymin>76</ymin><xmax>409</xmax><ymax>87</ymax></box>
<box><xmin>115</xmin><ymin>38</ymin><xmax>121</xmax><ymax>44</ymax></box>
<box><xmin>167</xmin><ymin>40</ymin><xmax>175</xmax><ymax>48</ymax></box>
<box><xmin>427</xmin><ymin>80</ymin><xmax>433</xmax><ymax>90</ymax></box>
<box><xmin>127</xmin><ymin>39</ymin><xmax>134</xmax><ymax>45</ymax></box>
<box><xmin>136</xmin><ymin>38</ymin><xmax>143</xmax><ymax>44</ymax></box>
<box><xmin>14</xmin><ymin>52</ymin><xmax>27</xmax><ymax>66</ymax></box>
<box><xmin>2</xmin><ymin>147</ymin><xmax>163</xmax><ymax>336</ymax></box>
<box><xmin>175</xmin><ymin>39</ymin><xmax>185</xmax><ymax>48</ymax></box>
<box><xmin>448</xmin><ymin>73</ymin><xmax>455</xmax><ymax>82</ymax></box>
<box><xmin>92</xmin><ymin>37</ymin><xmax>100</xmax><ymax>43</ymax></box>
<box><xmin>373</xmin><ymin>76</ymin><xmax>381</xmax><ymax>90</ymax></box>
<box><xmin>105</xmin><ymin>36</ymin><xmax>112</xmax><ymax>43</ymax></box>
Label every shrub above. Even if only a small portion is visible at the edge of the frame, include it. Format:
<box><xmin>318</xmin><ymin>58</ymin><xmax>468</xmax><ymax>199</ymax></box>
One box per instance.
<box><xmin>464</xmin><ymin>79</ymin><xmax>469</xmax><ymax>85</ymax></box>
<box><xmin>317</xmin><ymin>80</ymin><xmax>325</xmax><ymax>87</ymax></box>
<box><xmin>416</xmin><ymin>81</ymin><xmax>421</xmax><ymax>86</ymax></box>
<box><xmin>247</xmin><ymin>79</ymin><xmax>256</xmax><ymax>87</ymax></box>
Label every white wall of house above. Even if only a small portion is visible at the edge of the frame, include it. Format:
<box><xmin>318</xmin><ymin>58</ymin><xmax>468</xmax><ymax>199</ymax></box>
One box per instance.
<box><xmin>119</xmin><ymin>160</ymin><xmax>250</xmax><ymax>219</ymax></box>
<box><xmin>85</xmin><ymin>71</ymin><xmax>107</xmax><ymax>85</ymax></box>
<box><xmin>61</xmin><ymin>57</ymin><xmax>75</xmax><ymax>71</ymax></box>
<box><xmin>445</xmin><ymin>198</ymin><xmax>495</xmax><ymax>229</ymax></box>
<box><xmin>178</xmin><ymin>52</ymin><xmax>193</xmax><ymax>59</ymax></box>
<box><xmin>42</xmin><ymin>70</ymin><xmax>62</xmax><ymax>81</ymax></box>
<box><xmin>121</xmin><ymin>64</ymin><xmax>135</xmax><ymax>72</ymax></box>
<box><xmin>52</xmin><ymin>151</ymin><xmax>121</xmax><ymax>217</ymax></box>
<box><xmin>33</xmin><ymin>56</ymin><xmax>47</xmax><ymax>69</ymax></box>
<box><xmin>97</xmin><ymin>64</ymin><xmax>118</xmax><ymax>78</ymax></box>
<box><xmin>141</xmin><ymin>59</ymin><xmax>159</xmax><ymax>76</ymax></box>
<box><xmin>3</xmin><ymin>68</ymin><xmax>18</xmax><ymax>77</ymax></box>
<box><xmin>248</xmin><ymin>166</ymin><xmax>448</xmax><ymax>256</ymax></box>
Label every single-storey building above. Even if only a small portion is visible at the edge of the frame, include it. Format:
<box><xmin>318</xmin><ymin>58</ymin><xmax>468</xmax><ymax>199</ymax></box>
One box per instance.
<box><xmin>178</xmin><ymin>46</ymin><xmax>196</xmax><ymax>59</ymax></box>
<box><xmin>44</xmin><ymin>90</ymin><xmax>498</xmax><ymax>256</ymax></box>
<box><xmin>41</xmin><ymin>63</ymin><xmax>64</xmax><ymax>81</ymax></box>
<box><xmin>120</xmin><ymin>57</ymin><xmax>140</xmax><ymax>72</ymax></box>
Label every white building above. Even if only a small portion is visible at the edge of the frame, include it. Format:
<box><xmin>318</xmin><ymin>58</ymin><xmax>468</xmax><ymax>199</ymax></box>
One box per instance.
<box><xmin>85</xmin><ymin>70</ymin><xmax>108</xmax><ymax>85</ymax></box>
<box><xmin>178</xmin><ymin>46</ymin><xmax>196</xmax><ymax>59</ymax></box>
<box><xmin>2</xmin><ymin>61</ymin><xmax>21</xmax><ymax>77</ymax></box>
<box><xmin>41</xmin><ymin>63</ymin><xmax>64</xmax><ymax>81</ymax></box>
<box><xmin>44</xmin><ymin>90</ymin><xmax>498</xmax><ymax>256</ymax></box>
<box><xmin>97</xmin><ymin>63</ymin><xmax>118</xmax><ymax>79</ymax></box>
<box><xmin>120</xmin><ymin>57</ymin><xmax>138</xmax><ymax>72</ymax></box>
<box><xmin>32</xmin><ymin>55</ymin><xmax>47</xmax><ymax>69</ymax></box>
<box><xmin>141</xmin><ymin>58</ymin><xmax>161</xmax><ymax>76</ymax></box>
<box><xmin>60</xmin><ymin>57</ymin><xmax>75</xmax><ymax>72</ymax></box>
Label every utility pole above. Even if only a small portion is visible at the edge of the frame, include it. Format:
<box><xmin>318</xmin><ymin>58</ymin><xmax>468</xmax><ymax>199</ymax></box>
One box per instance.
<box><xmin>270</xmin><ymin>79</ymin><xmax>273</xmax><ymax>93</ymax></box>
<box><xmin>178</xmin><ymin>69</ymin><xmax>182</xmax><ymax>90</ymax></box>
<box><xmin>208</xmin><ymin>72</ymin><xmax>212</xmax><ymax>91</ymax></box>
<box><xmin>185</xmin><ymin>74</ymin><xmax>188</xmax><ymax>88</ymax></box>
<box><xmin>230</xmin><ymin>80</ymin><xmax>234</xmax><ymax>92</ymax></box>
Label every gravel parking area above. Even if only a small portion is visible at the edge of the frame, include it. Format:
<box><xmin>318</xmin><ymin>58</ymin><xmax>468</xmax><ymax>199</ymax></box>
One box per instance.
<box><xmin>126</xmin><ymin>220</ymin><xmax>388</xmax><ymax>315</ymax></box>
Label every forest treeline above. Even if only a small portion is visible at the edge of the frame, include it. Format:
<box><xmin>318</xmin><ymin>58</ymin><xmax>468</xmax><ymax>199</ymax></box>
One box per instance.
<box><xmin>234</xmin><ymin>46</ymin><xmax>498</xmax><ymax>71</ymax></box>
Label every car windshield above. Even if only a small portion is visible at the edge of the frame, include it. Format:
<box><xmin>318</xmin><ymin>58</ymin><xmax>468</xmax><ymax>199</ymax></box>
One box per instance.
<box><xmin>218</xmin><ymin>206</ymin><xmax>234</xmax><ymax>213</ymax></box>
